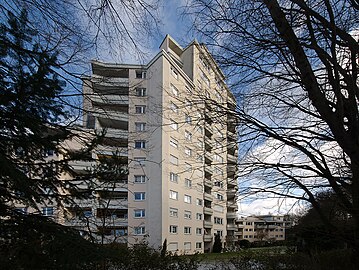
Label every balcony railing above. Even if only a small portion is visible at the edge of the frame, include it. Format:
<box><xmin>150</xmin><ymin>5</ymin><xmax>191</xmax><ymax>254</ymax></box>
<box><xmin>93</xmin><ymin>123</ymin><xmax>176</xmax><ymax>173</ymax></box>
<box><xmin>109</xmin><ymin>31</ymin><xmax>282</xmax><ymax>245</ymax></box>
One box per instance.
<box><xmin>204</xmin><ymin>220</ymin><xmax>213</xmax><ymax>228</ymax></box>
<box><xmin>203</xmin><ymin>235</ymin><xmax>213</xmax><ymax>242</ymax></box>
<box><xmin>204</xmin><ymin>207</ymin><xmax>213</xmax><ymax>215</ymax></box>
<box><xmin>91</xmin><ymin>94</ymin><xmax>129</xmax><ymax>105</ymax></box>
<box><xmin>227</xmin><ymin>223</ymin><xmax>237</xmax><ymax>230</ymax></box>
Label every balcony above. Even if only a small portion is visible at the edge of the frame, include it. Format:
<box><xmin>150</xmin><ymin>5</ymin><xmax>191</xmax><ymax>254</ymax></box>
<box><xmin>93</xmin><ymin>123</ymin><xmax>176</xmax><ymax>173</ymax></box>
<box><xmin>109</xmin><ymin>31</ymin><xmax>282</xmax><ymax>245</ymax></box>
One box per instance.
<box><xmin>205</xmin><ymin>166</ymin><xmax>213</xmax><ymax>175</ymax></box>
<box><xmin>204</xmin><ymin>178</ymin><xmax>213</xmax><ymax>188</ymax></box>
<box><xmin>204</xmin><ymin>220</ymin><xmax>213</xmax><ymax>228</ymax></box>
<box><xmin>97</xmin><ymin>199</ymin><xmax>128</xmax><ymax>209</ymax></box>
<box><xmin>226</xmin><ymin>212</ymin><xmax>237</xmax><ymax>219</ymax></box>
<box><xmin>227</xmin><ymin>223</ymin><xmax>237</xmax><ymax>230</ymax></box>
<box><xmin>203</xmin><ymin>235</ymin><xmax>213</xmax><ymax>242</ymax></box>
<box><xmin>95</xmin><ymin>217</ymin><xmax>128</xmax><ymax>227</ymax></box>
<box><xmin>204</xmin><ymin>192</ymin><xmax>213</xmax><ymax>201</ymax></box>
<box><xmin>205</xmin><ymin>141</ymin><xmax>213</xmax><ymax>151</ymax></box>
<box><xmin>227</xmin><ymin>202</ymin><xmax>238</xmax><ymax>210</ymax></box>
<box><xmin>227</xmin><ymin>179</ymin><xmax>237</xmax><ymax>189</ymax></box>
<box><xmin>91</xmin><ymin>93</ymin><xmax>129</xmax><ymax>105</ymax></box>
<box><xmin>204</xmin><ymin>207</ymin><xmax>213</xmax><ymax>215</ymax></box>
<box><xmin>205</xmin><ymin>152</ymin><xmax>213</xmax><ymax>165</ymax></box>
<box><xmin>227</xmin><ymin>153</ymin><xmax>237</xmax><ymax>164</ymax></box>
<box><xmin>101</xmin><ymin>128</ymin><xmax>128</xmax><ymax>139</ymax></box>
<box><xmin>227</xmin><ymin>190</ymin><xmax>237</xmax><ymax>199</ymax></box>
<box><xmin>234</xmin><ymin>231</ymin><xmax>243</xmax><ymax>236</ymax></box>
<box><xmin>205</xmin><ymin>126</ymin><xmax>213</xmax><ymax>139</ymax></box>
<box><xmin>93</xmin><ymin>108</ymin><xmax>129</xmax><ymax>122</ymax></box>
<box><xmin>68</xmin><ymin>160</ymin><xmax>95</xmax><ymax>173</ymax></box>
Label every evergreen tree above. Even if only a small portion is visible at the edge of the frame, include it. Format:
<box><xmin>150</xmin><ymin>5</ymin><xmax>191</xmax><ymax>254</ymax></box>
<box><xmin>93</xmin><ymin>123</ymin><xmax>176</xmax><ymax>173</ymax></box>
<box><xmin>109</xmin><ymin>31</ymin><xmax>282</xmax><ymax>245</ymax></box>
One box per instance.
<box><xmin>0</xmin><ymin>9</ymin><xmax>103</xmax><ymax>269</ymax></box>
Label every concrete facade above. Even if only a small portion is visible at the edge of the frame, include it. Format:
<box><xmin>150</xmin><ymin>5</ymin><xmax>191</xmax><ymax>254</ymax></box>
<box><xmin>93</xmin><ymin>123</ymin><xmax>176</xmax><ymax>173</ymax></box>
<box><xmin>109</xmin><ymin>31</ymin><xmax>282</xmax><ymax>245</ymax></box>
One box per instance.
<box><xmin>15</xmin><ymin>35</ymin><xmax>239</xmax><ymax>254</ymax></box>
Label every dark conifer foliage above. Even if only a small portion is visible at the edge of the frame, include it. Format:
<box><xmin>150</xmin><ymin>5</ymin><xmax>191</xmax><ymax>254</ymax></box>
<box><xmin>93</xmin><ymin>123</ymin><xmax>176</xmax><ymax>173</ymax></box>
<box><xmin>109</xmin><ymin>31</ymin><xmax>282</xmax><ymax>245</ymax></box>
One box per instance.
<box><xmin>0</xmin><ymin>10</ymin><xmax>102</xmax><ymax>269</ymax></box>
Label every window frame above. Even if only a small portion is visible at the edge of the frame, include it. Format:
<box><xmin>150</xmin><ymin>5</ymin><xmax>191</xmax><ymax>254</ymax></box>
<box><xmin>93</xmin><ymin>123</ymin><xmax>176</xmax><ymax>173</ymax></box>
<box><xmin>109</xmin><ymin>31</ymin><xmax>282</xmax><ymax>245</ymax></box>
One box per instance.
<box><xmin>134</xmin><ymin>192</ymin><xmax>146</xmax><ymax>201</ymax></box>
<box><xmin>184</xmin><ymin>194</ymin><xmax>192</xmax><ymax>204</ymax></box>
<box><xmin>135</xmin><ymin>122</ymin><xmax>146</xmax><ymax>132</ymax></box>
<box><xmin>169</xmin><ymin>190</ymin><xmax>178</xmax><ymax>200</ymax></box>
<box><xmin>135</xmin><ymin>140</ymin><xmax>146</xmax><ymax>149</ymax></box>
<box><xmin>135</xmin><ymin>105</ymin><xmax>146</xmax><ymax>114</ymax></box>
<box><xmin>134</xmin><ymin>209</ymin><xmax>146</xmax><ymax>218</ymax></box>
<box><xmin>134</xmin><ymin>226</ymin><xmax>146</xmax><ymax>235</ymax></box>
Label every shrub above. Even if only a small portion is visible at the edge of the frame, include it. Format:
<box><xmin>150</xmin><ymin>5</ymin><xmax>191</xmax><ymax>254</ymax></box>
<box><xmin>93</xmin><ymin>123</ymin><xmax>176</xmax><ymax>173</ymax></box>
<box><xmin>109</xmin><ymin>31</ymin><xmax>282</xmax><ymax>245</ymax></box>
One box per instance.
<box><xmin>239</xmin><ymin>240</ymin><xmax>251</xmax><ymax>249</ymax></box>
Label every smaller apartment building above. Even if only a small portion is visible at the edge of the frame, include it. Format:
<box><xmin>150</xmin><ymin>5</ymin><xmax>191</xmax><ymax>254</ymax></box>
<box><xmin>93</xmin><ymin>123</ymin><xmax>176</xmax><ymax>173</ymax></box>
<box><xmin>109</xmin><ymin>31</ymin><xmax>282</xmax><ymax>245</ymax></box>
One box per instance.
<box><xmin>236</xmin><ymin>215</ymin><xmax>292</xmax><ymax>242</ymax></box>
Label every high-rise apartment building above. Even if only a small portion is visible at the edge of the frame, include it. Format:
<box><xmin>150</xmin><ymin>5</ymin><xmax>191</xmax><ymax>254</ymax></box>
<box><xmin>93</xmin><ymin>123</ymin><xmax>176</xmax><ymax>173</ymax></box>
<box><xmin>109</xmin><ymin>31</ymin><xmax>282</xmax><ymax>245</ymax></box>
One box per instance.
<box><xmin>73</xmin><ymin>35</ymin><xmax>238</xmax><ymax>253</ymax></box>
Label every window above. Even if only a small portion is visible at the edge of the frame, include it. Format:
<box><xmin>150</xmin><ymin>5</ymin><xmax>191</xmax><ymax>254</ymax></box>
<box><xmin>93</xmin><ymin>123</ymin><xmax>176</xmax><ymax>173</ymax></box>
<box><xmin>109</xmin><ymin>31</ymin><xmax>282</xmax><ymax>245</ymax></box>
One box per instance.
<box><xmin>196</xmin><ymin>213</ymin><xmax>203</xmax><ymax>220</ymax></box>
<box><xmin>169</xmin><ymin>137</ymin><xmax>178</xmax><ymax>148</ymax></box>
<box><xmin>184</xmin><ymin>242</ymin><xmax>191</xmax><ymax>250</ymax></box>
<box><xmin>168</xmin><ymin>242</ymin><xmax>178</xmax><ymax>251</ymax></box>
<box><xmin>198</xmin><ymin>126</ymin><xmax>203</xmax><ymax>134</ymax></box>
<box><xmin>214</xmin><ymin>181</ymin><xmax>223</xmax><ymax>188</ymax></box>
<box><xmin>134</xmin><ymin>175</ymin><xmax>146</xmax><ymax>183</ymax></box>
<box><xmin>184</xmin><ymin>226</ymin><xmax>191</xmax><ymax>234</ymax></box>
<box><xmin>134</xmin><ymin>209</ymin><xmax>145</xmax><ymax>218</ymax></box>
<box><xmin>214</xmin><ymin>217</ymin><xmax>223</xmax><ymax>225</ymax></box>
<box><xmin>170</xmin><ymin>119</ymin><xmax>178</xmax><ymax>130</ymax></box>
<box><xmin>170</xmin><ymin>102</ymin><xmax>178</xmax><ymax>112</ymax></box>
<box><xmin>196</xmin><ymin>199</ymin><xmax>203</xmax><ymax>206</ymax></box>
<box><xmin>135</xmin><ymin>140</ymin><xmax>146</xmax><ymax>149</ymax></box>
<box><xmin>185</xmin><ymin>178</ymin><xmax>192</xmax><ymax>188</ymax></box>
<box><xmin>42</xmin><ymin>207</ymin><xmax>54</xmax><ymax>216</ymax></box>
<box><xmin>214</xmin><ymin>167</ymin><xmax>223</xmax><ymax>176</ymax></box>
<box><xmin>135</xmin><ymin>122</ymin><xmax>146</xmax><ymax>132</ymax></box>
<box><xmin>185</xmin><ymin>163</ymin><xmax>192</xmax><ymax>172</ymax></box>
<box><xmin>216</xmin><ymin>193</ymin><xmax>224</xmax><ymax>201</ymax></box>
<box><xmin>83</xmin><ymin>209</ymin><xmax>92</xmax><ymax>217</ymax></box>
<box><xmin>196</xmin><ymin>228</ymin><xmax>202</xmax><ymax>235</ymax></box>
<box><xmin>214</xmin><ymin>154</ymin><xmax>223</xmax><ymax>163</ymax></box>
<box><xmin>134</xmin><ymin>226</ymin><xmax>146</xmax><ymax>235</ymax></box>
<box><xmin>197</xmin><ymin>140</ymin><xmax>203</xmax><ymax>148</ymax></box>
<box><xmin>170</xmin><ymin>225</ymin><xmax>178</xmax><ymax>234</ymax></box>
<box><xmin>217</xmin><ymin>230</ymin><xmax>223</xmax><ymax>237</ymax></box>
<box><xmin>184</xmin><ymin>99</ymin><xmax>192</xmax><ymax>108</ymax></box>
<box><xmin>134</xmin><ymin>157</ymin><xmax>146</xmax><ymax>166</ymax></box>
<box><xmin>134</xmin><ymin>192</ymin><xmax>146</xmax><ymax>201</ymax></box>
<box><xmin>170</xmin><ymin>172</ymin><xmax>179</xmax><ymax>183</ymax></box>
<box><xmin>185</xmin><ymin>130</ymin><xmax>192</xmax><ymax>141</ymax></box>
<box><xmin>184</xmin><ymin>210</ymin><xmax>192</xmax><ymax>219</ymax></box>
<box><xmin>135</xmin><ymin>70</ymin><xmax>146</xmax><ymax>79</ymax></box>
<box><xmin>170</xmin><ymin>207</ymin><xmax>178</xmax><ymax>217</ymax></box>
<box><xmin>170</xmin><ymin>67</ymin><xmax>178</xmax><ymax>79</ymax></box>
<box><xmin>169</xmin><ymin>190</ymin><xmax>178</xmax><ymax>200</ymax></box>
<box><xmin>185</xmin><ymin>147</ymin><xmax>192</xmax><ymax>156</ymax></box>
<box><xmin>185</xmin><ymin>114</ymin><xmax>192</xmax><ymax>124</ymax></box>
<box><xmin>196</xmin><ymin>242</ymin><xmax>202</xmax><ymax>249</ymax></box>
<box><xmin>200</xmin><ymin>70</ymin><xmax>210</xmax><ymax>87</ymax></box>
<box><xmin>170</xmin><ymin>155</ymin><xmax>178</xmax><ymax>165</ymax></box>
<box><xmin>136</xmin><ymin>87</ymin><xmax>147</xmax><ymax>96</ymax></box>
<box><xmin>184</xmin><ymin>194</ymin><xmax>192</xmax><ymax>204</ymax></box>
<box><xmin>135</xmin><ymin>105</ymin><xmax>146</xmax><ymax>114</ymax></box>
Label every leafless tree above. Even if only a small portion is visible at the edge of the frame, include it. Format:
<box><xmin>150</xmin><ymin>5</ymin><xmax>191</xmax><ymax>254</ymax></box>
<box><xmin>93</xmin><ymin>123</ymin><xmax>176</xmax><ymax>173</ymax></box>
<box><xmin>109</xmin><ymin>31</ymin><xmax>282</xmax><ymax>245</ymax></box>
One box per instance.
<box><xmin>186</xmin><ymin>0</ymin><xmax>359</xmax><ymax>260</ymax></box>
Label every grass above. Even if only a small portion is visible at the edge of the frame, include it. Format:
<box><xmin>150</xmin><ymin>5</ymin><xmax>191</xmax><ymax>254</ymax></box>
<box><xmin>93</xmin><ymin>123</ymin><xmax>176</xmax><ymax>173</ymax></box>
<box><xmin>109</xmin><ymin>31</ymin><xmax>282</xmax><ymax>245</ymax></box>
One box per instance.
<box><xmin>189</xmin><ymin>246</ymin><xmax>290</xmax><ymax>262</ymax></box>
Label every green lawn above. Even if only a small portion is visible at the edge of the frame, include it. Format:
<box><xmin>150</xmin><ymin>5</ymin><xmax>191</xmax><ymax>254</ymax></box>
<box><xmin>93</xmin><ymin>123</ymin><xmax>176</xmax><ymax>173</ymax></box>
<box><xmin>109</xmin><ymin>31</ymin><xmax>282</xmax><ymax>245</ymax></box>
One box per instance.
<box><xmin>191</xmin><ymin>246</ymin><xmax>290</xmax><ymax>262</ymax></box>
